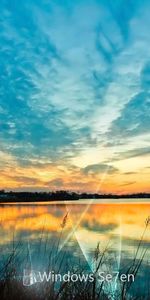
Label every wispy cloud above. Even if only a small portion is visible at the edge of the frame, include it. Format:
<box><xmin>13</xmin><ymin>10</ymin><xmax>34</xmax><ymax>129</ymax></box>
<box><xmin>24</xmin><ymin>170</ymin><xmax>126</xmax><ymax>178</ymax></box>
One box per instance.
<box><xmin>0</xmin><ymin>0</ymin><xmax>150</xmax><ymax>192</ymax></box>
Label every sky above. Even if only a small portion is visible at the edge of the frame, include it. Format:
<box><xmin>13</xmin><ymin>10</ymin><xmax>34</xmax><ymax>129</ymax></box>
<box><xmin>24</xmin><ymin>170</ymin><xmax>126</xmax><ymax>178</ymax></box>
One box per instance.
<box><xmin>0</xmin><ymin>0</ymin><xmax>150</xmax><ymax>194</ymax></box>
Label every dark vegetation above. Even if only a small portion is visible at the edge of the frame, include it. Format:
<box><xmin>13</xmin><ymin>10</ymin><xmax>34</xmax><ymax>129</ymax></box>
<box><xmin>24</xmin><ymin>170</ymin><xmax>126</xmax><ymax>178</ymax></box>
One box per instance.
<box><xmin>0</xmin><ymin>190</ymin><xmax>149</xmax><ymax>202</ymax></box>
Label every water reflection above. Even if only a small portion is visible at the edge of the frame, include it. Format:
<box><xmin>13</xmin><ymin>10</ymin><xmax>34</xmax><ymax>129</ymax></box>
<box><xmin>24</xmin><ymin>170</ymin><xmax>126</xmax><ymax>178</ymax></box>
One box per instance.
<box><xmin>0</xmin><ymin>201</ymin><xmax>149</xmax><ymax>298</ymax></box>
<box><xmin>0</xmin><ymin>202</ymin><xmax>149</xmax><ymax>245</ymax></box>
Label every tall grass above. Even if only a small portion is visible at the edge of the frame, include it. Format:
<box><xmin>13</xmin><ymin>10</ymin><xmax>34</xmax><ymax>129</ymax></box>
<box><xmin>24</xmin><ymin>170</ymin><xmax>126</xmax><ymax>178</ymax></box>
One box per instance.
<box><xmin>0</xmin><ymin>216</ymin><xmax>149</xmax><ymax>300</ymax></box>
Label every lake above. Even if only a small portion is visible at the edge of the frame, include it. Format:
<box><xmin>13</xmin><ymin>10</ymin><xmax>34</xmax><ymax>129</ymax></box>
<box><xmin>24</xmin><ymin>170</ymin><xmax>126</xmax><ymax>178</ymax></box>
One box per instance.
<box><xmin>0</xmin><ymin>200</ymin><xmax>149</xmax><ymax>299</ymax></box>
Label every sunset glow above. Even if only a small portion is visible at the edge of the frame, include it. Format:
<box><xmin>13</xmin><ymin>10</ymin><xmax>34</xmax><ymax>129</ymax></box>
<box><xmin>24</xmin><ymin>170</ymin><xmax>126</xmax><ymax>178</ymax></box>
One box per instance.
<box><xmin>0</xmin><ymin>0</ymin><xmax>150</xmax><ymax>194</ymax></box>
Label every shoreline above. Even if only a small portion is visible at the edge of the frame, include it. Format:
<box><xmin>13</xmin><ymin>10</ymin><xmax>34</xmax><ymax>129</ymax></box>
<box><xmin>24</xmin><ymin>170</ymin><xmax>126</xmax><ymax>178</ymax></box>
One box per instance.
<box><xmin>0</xmin><ymin>198</ymin><xmax>150</xmax><ymax>205</ymax></box>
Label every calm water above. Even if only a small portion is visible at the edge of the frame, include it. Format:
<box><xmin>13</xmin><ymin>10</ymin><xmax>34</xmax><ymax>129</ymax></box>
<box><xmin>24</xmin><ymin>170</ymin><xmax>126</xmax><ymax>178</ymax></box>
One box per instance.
<box><xmin>0</xmin><ymin>200</ymin><xmax>149</xmax><ymax>298</ymax></box>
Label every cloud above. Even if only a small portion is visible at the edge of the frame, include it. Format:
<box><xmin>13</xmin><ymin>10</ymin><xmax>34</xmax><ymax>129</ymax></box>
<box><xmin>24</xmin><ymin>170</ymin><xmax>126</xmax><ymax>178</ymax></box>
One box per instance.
<box><xmin>108</xmin><ymin>61</ymin><xmax>150</xmax><ymax>142</ymax></box>
<box><xmin>46</xmin><ymin>178</ymin><xmax>64</xmax><ymax>189</ymax></box>
<box><xmin>113</xmin><ymin>147</ymin><xmax>150</xmax><ymax>161</ymax></box>
<box><xmin>82</xmin><ymin>163</ymin><xmax>118</xmax><ymax>175</ymax></box>
<box><xmin>119</xmin><ymin>181</ymin><xmax>136</xmax><ymax>187</ymax></box>
<box><xmin>0</xmin><ymin>0</ymin><xmax>141</xmax><ymax>159</ymax></box>
<box><xmin>10</xmin><ymin>176</ymin><xmax>43</xmax><ymax>185</ymax></box>
<box><xmin>123</xmin><ymin>172</ymin><xmax>136</xmax><ymax>175</ymax></box>
<box><xmin>0</xmin><ymin>0</ymin><xmax>150</xmax><ymax>191</ymax></box>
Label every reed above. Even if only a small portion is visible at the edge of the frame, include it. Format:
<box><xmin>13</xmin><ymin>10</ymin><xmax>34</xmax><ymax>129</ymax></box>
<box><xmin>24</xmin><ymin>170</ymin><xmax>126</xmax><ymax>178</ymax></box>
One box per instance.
<box><xmin>0</xmin><ymin>216</ymin><xmax>149</xmax><ymax>300</ymax></box>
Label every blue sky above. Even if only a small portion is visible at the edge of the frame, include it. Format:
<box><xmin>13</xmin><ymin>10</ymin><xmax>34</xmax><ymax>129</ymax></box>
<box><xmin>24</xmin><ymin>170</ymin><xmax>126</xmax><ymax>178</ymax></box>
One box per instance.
<box><xmin>0</xmin><ymin>0</ymin><xmax>150</xmax><ymax>193</ymax></box>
